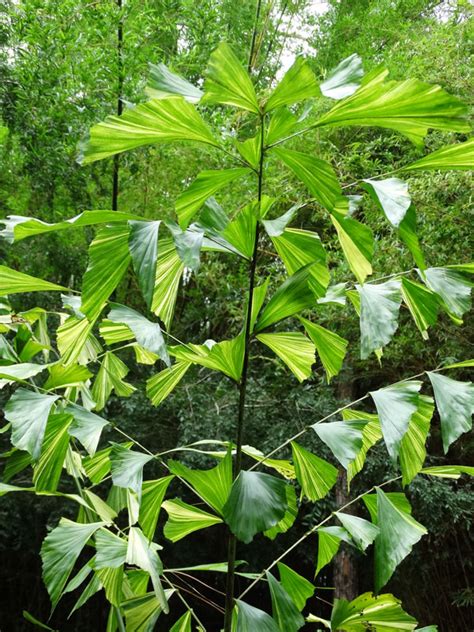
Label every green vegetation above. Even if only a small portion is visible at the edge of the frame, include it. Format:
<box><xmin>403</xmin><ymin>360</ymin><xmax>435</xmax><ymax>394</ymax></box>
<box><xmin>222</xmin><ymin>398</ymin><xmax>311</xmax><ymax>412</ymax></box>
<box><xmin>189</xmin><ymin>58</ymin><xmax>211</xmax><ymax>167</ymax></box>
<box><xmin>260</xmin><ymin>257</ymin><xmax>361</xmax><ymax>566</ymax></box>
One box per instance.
<box><xmin>0</xmin><ymin>2</ymin><xmax>472</xmax><ymax>631</ymax></box>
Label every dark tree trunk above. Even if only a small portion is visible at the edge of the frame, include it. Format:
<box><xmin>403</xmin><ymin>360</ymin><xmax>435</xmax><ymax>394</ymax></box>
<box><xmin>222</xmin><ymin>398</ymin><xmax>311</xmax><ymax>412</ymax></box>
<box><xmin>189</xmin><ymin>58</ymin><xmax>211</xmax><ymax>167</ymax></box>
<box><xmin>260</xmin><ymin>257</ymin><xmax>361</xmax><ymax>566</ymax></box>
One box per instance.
<box><xmin>333</xmin><ymin>379</ymin><xmax>358</xmax><ymax>601</ymax></box>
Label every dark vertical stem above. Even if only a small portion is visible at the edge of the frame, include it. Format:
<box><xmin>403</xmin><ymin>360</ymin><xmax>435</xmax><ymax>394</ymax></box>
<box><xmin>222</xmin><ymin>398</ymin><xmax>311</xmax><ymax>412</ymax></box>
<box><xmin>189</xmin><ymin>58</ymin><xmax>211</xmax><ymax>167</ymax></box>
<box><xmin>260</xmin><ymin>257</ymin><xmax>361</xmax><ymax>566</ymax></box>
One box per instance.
<box><xmin>112</xmin><ymin>0</ymin><xmax>123</xmax><ymax>211</ymax></box>
<box><xmin>223</xmin><ymin>115</ymin><xmax>265</xmax><ymax>632</ymax></box>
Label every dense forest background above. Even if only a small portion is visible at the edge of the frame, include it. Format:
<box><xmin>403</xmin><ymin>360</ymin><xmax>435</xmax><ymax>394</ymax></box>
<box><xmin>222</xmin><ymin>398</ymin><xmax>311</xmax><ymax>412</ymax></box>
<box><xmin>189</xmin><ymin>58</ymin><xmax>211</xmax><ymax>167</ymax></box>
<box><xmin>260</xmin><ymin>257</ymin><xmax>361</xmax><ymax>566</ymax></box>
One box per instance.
<box><xmin>0</xmin><ymin>1</ymin><xmax>472</xmax><ymax>630</ymax></box>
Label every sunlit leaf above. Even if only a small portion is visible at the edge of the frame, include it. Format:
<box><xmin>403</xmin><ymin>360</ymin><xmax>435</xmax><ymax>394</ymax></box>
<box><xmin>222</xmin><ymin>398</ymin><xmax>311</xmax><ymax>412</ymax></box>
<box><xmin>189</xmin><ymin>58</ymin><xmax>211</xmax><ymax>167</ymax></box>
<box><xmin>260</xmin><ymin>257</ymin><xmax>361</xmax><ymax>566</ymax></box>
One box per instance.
<box><xmin>66</xmin><ymin>404</ymin><xmax>109</xmax><ymax>456</ymax></box>
<box><xmin>315</xmin><ymin>69</ymin><xmax>469</xmax><ymax>146</ymax></box>
<box><xmin>344</xmin><ymin>410</ymin><xmax>382</xmax><ymax>484</ymax></box>
<box><xmin>399</xmin><ymin>395</ymin><xmax>434</xmax><ymax>486</ymax></box>
<box><xmin>315</xmin><ymin>526</ymin><xmax>351</xmax><ymax>577</ymax></box>
<box><xmin>403</xmin><ymin>138</ymin><xmax>474</xmax><ymax>171</ymax></box>
<box><xmin>41</xmin><ymin>518</ymin><xmax>105</xmax><ymax>609</ymax></box>
<box><xmin>0</xmin><ymin>265</ymin><xmax>66</xmax><ymax>295</ymax></box>
<box><xmin>420</xmin><ymin>465</ymin><xmax>474</xmax><ymax>479</ymax></box>
<box><xmin>95</xmin><ymin>528</ymin><xmax>128</xmax><ymax>569</ymax></box>
<box><xmin>126</xmin><ymin>527</ymin><xmax>168</xmax><ymax>613</ymax></box>
<box><xmin>265</xmin><ymin>57</ymin><xmax>319</xmax><ymax>111</ymax></box>
<box><xmin>202</xmin><ymin>42</ymin><xmax>260</xmax><ymax>113</ymax></box>
<box><xmin>139</xmin><ymin>476</ymin><xmax>174</xmax><ymax>539</ymax></box>
<box><xmin>91</xmin><ymin>351</ymin><xmax>135</xmax><ymax>411</ymax></box>
<box><xmin>176</xmin><ymin>168</ymin><xmax>250</xmax><ymax>229</ymax></box>
<box><xmin>428</xmin><ymin>372</ymin><xmax>474</xmax><ymax>452</ymax></box>
<box><xmin>335</xmin><ymin>513</ymin><xmax>379</xmax><ymax>551</ymax></box>
<box><xmin>423</xmin><ymin>267</ymin><xmax>472</xmax><ymax>320</ymax></box>
<box><xmin>33</xmin><ymin>414</ymin><xmax>71</xmax><ymax>493</ymax></box>
<box><xmin>401</xmin><ymin>278</ymin><xmax>439</xmax><ymax>339</ymax></box>
<box><xmin>151</xmin><ymin>237</ymin><xmax>184</xmax><ymax>330</ymax></box>
<box><xmin>291</xmin><ymin>442</ymin><xmax>338</xmax><ymax>501</ymax></box>
<box><xmin>5</xmin><ymin>389</ymin><xmax>59</xmax><ymax>460</ymax></box>
<box><xmin>398</xmin><ymin>206</ymin><xmax>426</xmax><ymax>270</ymax></box>
<box><xmin>163</xmin><ymin>498</ymin><xmax>222</xmax><ymax>542</ymax></box>
<box><xmin>273</xmin><ymin>147</ymin><xmax>342</xmax><ymax>212</ymax></box>
<box><xmin>320</xmin><ymin>53</ymin><xmax>364</xmax><ymax>99</ymax></box>
<box><xmin>80</xmin><ymin>97</ymin><xmax>218</xmax><ymax>164</ymax></box>
<box><xmin>169</xmin><ymin>610</ymin><xmax>192</xmax><ymax>632</ymax></box>
<box><xmin>357</xmin><ymin>280</ymin><xmax>402</xmax><ymax>358</ymax></box>
<box><xmin>330</xmin><ymin>211</ymin><xmax>373</xmax><ymax>284</ymax></box>
<box><xmin>301</xmin><ymin>319</ymin><xmax>348</xmax><ymax>382</ymax></box>
<box><xmin>110</xmin><ymin>444</ymin><xmax>153</xmax><ymax>498</ymax></box>
<box><xmin>257</xmin><ymin>332</ymin><xmax>316</xmax><ymax>382</ymax></box>
<box><xmin>146</xmin><ymin>360</ymin><xmax>191</xmax><ymax>407</ymax></box>
<box><xmin>312</xmin><ymin>421</ymin><xmax>364</xmax><ymax>469</ymax></box>
<box><xmin>370</xmin><ymin>381</ymin><xmax>422</xmax><ymax>461</ymax></box>
<box><xmin>146</xmin><ymin>62</ymin><xmax>203</xmax><ymax>103</ymax></box>
<box><xmin>363</xmin><ymin>178</ymin><xmax>411</xmax><ymax>227</ymax></box>
<box><xmin>0</xmin><ymin>362</ymin><xmax>47</xmax><ymax>388</ymax></box>
<box><xmin>222</xmin><ymin>202</ymin><xmax>258</xmax><ymax>259</ymax></box>
<box><xmin>277</xmin><ymin>563</ymin><xmax>314</xmax><ymax>611</ymax></box>
<box><xmin>81</xmin><ymin>224</ymin><xmax>131</xmax><ymax>321</ymax></box>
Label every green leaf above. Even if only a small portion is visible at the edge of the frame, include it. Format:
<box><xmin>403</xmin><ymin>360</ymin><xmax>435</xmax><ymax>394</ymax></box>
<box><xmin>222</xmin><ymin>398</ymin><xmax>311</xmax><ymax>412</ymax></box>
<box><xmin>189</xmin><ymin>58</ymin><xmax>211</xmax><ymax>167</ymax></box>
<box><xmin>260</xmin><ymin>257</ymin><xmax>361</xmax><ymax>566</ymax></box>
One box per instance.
<box><xmin>271</xmin><ymin>228</ymin><xmax>330</xmax><ymax>299</ymax></box>
<box><xmin>79</xmin><ymin>96</ymin><xmax>218</xmax><ymax>164</ymax></box>
<box><xmin>223</xmin><ymin>471</ymin><xmax>288</xmax><ymax>543</ymax></box>
<box><xmin>428</xmin><ymin>372</ymin><xmax>474</xmax><ymax>452</ymax></box>
<box><xmin>122</xmin><ymin>591</ymin><xmax>173</xmax><ymax>632</ymax></box>
<box><xmin>168</xmin><ymin>450</ymin><xmax>232</xmax><ymax>515</ymax></box>
<box><xmin>128</xmin><ymin>220</ymin><xmax>160</xmax><ymax>309</ymax></box>
<box><xmin>320</xmin><ymin>53</ymin><xmax>364</xmax><ymax>99</ymax></box>
<box><xmin>312</xmin><ymin>421</ymin><xmax>364</xmax><ymax>469</ymax></box>
<box><xmin>166</xmin><ymin>222</ymin><xmax>204</xmax><ymax>271</ymax></box>
<box><xmin>370</xmin><ymin>381</ymin><xmax>422</xmax><ymax>461</ymax></box>
<box><xmin>139</xmin><ymin>476</ymin><xmax>174</xmax><ymax>539</ymax></box>
<box><xmin>335</xmin><ymin>513</ymin><xmax>379</xmax><ymax>551</ymax></box>
<box><xmin>0</xmin><ymin>210</ymin><xmax>142</xmax><ymax>243</ymax></box>
<box><xmin>95</xmin><ymin>528</ymin><xmax>128</xmax><ymax>569</ymax></box>
<box><xmin>162</xmin><ymin>498</ymin><xmax>222</xmax><ymax>542</ymax></box>
<box><xmin>202</xmin><ymin>43</ymin><xmax>260</xmax><ymax>113</ymax></box>
<box><xmin>91</xmin><ymin>351</ymin><xmax>135</xmax><ymax>411</ymax></box>
<box><xmin>146</xmin><ymin>360</ymin><xmax>191</xmax><ymax>407</ymax></box>
<box><xmin>315</xmin><ymin>526</ymin><xmax>351</xmax><ymax>577</ymax></box>
<box><xmin>175</xmin><ymin>168</ymin><xmax>250</xmax><ymax>229</ymax></box>
<box><xmin>315</xmin><ymin>69</ymin><xmax>469</xmax><ymax>146</ymax></box>
<box><xmin>327</xmin><ymin>591</ymin><xmax>418</xmax><ymax>631</ymax></box>
<box><xmin>169</xmin><ymin>611</ymin><xmax>192</xmax><ymax>632</ymax></box>
<box><xmin>5</xmin><ymin>389</ymin><xmax>59</xmax><ymax>459</ymax></box>
<box><xmin>261</xmin><ymin>206</ymin><xmax>299</xmax><ymax>237</ymax></box>
<box><xmin>265</xmin><ymin>57</ymin><xmax>319</xmax><ymax>111</ymax></box>
<box><xmin>56</xmin><ymin>315</ymin><xmax>97</xmax><ymax>366</ymax></box>
<box><xmin>22</xmin><ymin>611</ymin><xmax>57</xmax><ymax>631</ymax></box>
<box><xmin>267</xmin><ymin>571</ymin><xmax>305</xmax><ymax>632</ymax></box>
<box><xmin>66</xmin><ymin>404</ymin><xmax>109</xmax><ymax>456</ymax></box>
<box><xmin>81</xmin><ymin>224</ymin><xmax>131</xmax><ymax>320</ymax></box>
<box><xmin>401</xmin><ymin>278</ymin><xmax>439</xmax><ymax>339</ymax></box>
<box><xmin>264</xmin><ymin>483</ymin><xmax>298</xmax><ymax>540</ymax></box>
<box><xmin>363</xmin><ymin>492</ymin><xmax>412</xmax><ymax>524</ymax></box>
<box><xmin>255</xmin><ymin>265</ymin><xmax>316</xmax><ymax>332</ymax></box>
<box><xmin>403</xmin><ymin>138</ymin><xmax>474</xmax><ymax>171</ymax></box>
<box><xmin>277</xmin><ymin>563</ymin><xmax>314</xmax><ymax>611</ymax></box>
<box><xmin>222</xmin><ymin>202</ymin><xmax>258</xmax><ymax>259</ymax></box>
<box><xmin>423</xmin><ymin>267</ymin><xmax>472</xmax><ymax>320</ymax></box>
<box><xmin>151</xmin><ymin>238</ymin><xmax>184</xmax><ymax>329</ymax></box>
<box><xmin>330</xmin><ymin>211</ymin><xmax>373</xmax><ymax>284</ymax></box>
<box><xmin>33</xmin><ymin>414</ymin><xmax>71</xmax><ymax>492</ymax></box>
<box><xmin>235</xmin><ymin>133</ymin><xmax>261</xmax><ymax>170</ymax></box>
<box><xmin>0</xmin><ymin>362</ymin><xmax>47</xmax><ymax>388</ymax></box>
<box><xmin>420</xmin><ymin>465</ymin><xmax>474</xmax><ymax>479</ymax></box>
<box><xmin>291</xmin><ymin>442</ymin><xmax>338</xmax><ymax>501</ymax></box>
<box><xmin>171</xmin><ymin>331</ymin><xmax>245</xmax><ymax>381</ymax></box>
<box><xmin>345</xmin><ymin>410</ymin><xmax>382</xmax><ymax>484</ymax></box>
<box><xmin>363</xmin><ymin>178</ymin><xmax>411</xmax><ymax>227</ymax></box>
<box><xmin>95</xmin><ymin>566</ymin><xmax>123</xmax><ymax>608</ymax></box>
<box><xmin>43</xmin><ymin>363</ymin><xmax>92</xmax><ymax>391</ymax></box>
<box><xmin>235</xmin><ymin>600</ymin><xmax>280</xmax><ymax>632</ymax></box>
<box><xmin>146</xmin><ymin>62</ymin><xmax>203</xmax><ymax>103</ymax></box>
<box><xmin>41</xmin><ymin>518</ymin><xmax>105</xmax><ymax>609</ymax></box>
<box><xmin>374</xmin><ymin>489</ymin><xmax>427</xmax><ymax>591</ymax></box>
<box><xmin>108</xmin><ymin>304</ymin><xmax>169</xmax><ymax>365</ymax></box>
<box><xmin>126</xmin><ymin>527</ymin><xmax>169</xmax><ymax>614</ymax></box>
<box><xmin>0</xmin><ymin>265</ymin><xmax>66</xmax><ymax>295</ymax></box>
<box><xmin>357</xmin><ymin>280</ymin><xmax>402</xmax><ymax>358</ymax></box>
<box><xmin>273</xmin><ymin>147</ymin><xmax>342</xmax><ymax>212</ymax></box>
<box><xmin>257</xmin><ymin>332</ymin><xmax>316</xmax><ymax>382</ymax></box>
<box><xmin>399</xmin><ymin>395</ymin><xmax>434</xmax><ymax>486</ymax></box>
<box><xmin>398</xmin><ymin>206</ymin><xmax>426</xmax><ymax>270</ymax></box>
<box><xmin>266</xmin><ymin>107</ymin><xmax>300</xmax><ymax>146</ymax></box>
<box><xmin>250</xmin><ymin>278</ymin><xmax>270</xmax><ymax>333</ymax></box>
<box><xmin>110</xmin><ymin>444</ymin><xmax>153</xmax><ymax>497</ymax></box>
<box><xmin>300</xmin><ymin>319</ymin><xmax>348</xmax><ymax>382</ymax></box>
